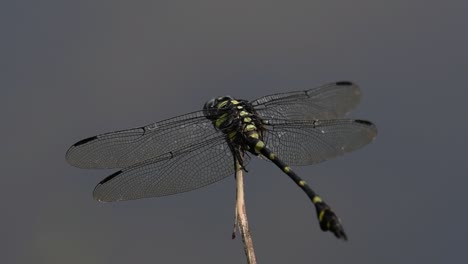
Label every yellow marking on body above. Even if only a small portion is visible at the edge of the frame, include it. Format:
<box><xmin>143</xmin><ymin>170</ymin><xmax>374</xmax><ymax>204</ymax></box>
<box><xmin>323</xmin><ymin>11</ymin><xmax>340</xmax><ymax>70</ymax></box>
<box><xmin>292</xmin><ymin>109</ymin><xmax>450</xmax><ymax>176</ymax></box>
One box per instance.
<box><xmin>215</xmin><ymin>113</ymin><xmax>228</xmax><ymax>128</ymax></box>
<box><xmin>254</xmin><ymin>141</ymin><xmax>265</xmax><ymax>153</ymax></box>
<box><xmin>230</xmin><ymin>100</ymin><xmax>240</xmax><ymax>105</ymax></box>
<box><xmin>245</xmin><ymin>124</ymin><xmax>256</xmax><ymax>131</ymax></box>
<box><xmin>312</xmin><ymin>196</ymin><xmax>322</xmax><ymax>204</ymax></box>
<box><xmin>319</xmin><ymin>210</ymin><xmax>326</xmax><ymax>222</ymax></box>
<box><xmin>298</xmin><ymin>180</ymin><xmax>306</xmax><ymax>187</ymax></box>
<box><xmin>228</xmin><ymin>131</ymin><xmax>237</xmax><ymax>141</ymax></box>
<box><xmin>327</xmin><ymin>222</ymin><xmax>331</xmax><ymax>229</ymax></box>
<box><xmin>283</xmin><ymin>166</ymin><xmax>290</xmax><ymax>173</ymax></box>
<box><xmin>217</xmin><ymin>100</ymin><xmax>229</xmax><ymax>109</ymax></box>
<box><xmin>237</xmin><ymin>106</ymin><xmax>243</xmax><ymax>109</ymax></box>
<box><xmin>249</xmin><ymin>133</ymin><xmax>259</xmax><ymax>139</ymax></box>
<box><xmin>239</xmin><ymin>111</ymin><xmax>249</xmax><ymax>117</ymax></box>
<box><xmin>269</xmin><ymin>153</ymin><xmax>275</xmax><ymax>160</ymax></box>
<box><xmin>243</xmin><ymin>117</ymin><xmax>252</xmax><ymax>123</ymax></box>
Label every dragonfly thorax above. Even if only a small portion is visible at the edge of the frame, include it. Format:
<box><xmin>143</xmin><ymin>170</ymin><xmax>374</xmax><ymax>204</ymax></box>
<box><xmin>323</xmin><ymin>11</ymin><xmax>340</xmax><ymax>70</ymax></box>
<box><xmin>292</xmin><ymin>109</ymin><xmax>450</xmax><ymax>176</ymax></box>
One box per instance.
<box><xmin>203</xmin><ymin>96</ymin><xmax>265</xmax><ymax>153</ymax></box>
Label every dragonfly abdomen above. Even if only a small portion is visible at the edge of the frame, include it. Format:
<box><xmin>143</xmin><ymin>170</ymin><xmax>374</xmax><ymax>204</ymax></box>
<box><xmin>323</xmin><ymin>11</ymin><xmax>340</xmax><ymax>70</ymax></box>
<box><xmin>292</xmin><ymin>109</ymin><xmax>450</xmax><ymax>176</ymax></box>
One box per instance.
<box><xmin>249</xmin><ymin>137</ymin><xmax>348</xmax><ymax>240</ymax></box>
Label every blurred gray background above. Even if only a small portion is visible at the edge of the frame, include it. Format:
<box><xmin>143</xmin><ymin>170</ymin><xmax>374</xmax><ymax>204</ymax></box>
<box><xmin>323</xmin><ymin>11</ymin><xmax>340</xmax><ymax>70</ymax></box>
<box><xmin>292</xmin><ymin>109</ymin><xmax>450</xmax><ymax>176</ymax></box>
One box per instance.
<box><xmin>2</xmin><ymin>0</ymin><xmax>467</xmax><ymax>263</ymax></box>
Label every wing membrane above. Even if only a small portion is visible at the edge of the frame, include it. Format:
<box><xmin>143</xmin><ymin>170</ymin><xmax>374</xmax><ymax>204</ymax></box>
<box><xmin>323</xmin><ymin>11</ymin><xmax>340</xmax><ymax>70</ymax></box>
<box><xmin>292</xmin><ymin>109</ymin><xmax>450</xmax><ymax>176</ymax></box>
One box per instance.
<box><xmin>252</xmin><ymin>81</ymin><xmax>361</xmax><ymax>121</ymax></box>
<box><xmin>262</xmin><ymin>119</ymin><xmax>377</xmax><ymax>166</ymax></box>
<box><xmin>93</xmin><ymin>137</ymin><xmax>243</xmax><ymax>201</ymax></box>
<box><xmin>66</xmin><ymin>111</ymin><xmax>218</xmax><ymax>169</ymax></box>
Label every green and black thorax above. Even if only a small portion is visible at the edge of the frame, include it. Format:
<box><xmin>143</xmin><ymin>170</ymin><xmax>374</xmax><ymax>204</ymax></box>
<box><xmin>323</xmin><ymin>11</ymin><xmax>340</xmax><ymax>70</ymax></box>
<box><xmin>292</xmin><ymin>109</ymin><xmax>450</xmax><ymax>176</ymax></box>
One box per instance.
<box><xmin>203</xmin><ymin>96</ymin><xmax>265</xmax><ymax>162</ymax></box>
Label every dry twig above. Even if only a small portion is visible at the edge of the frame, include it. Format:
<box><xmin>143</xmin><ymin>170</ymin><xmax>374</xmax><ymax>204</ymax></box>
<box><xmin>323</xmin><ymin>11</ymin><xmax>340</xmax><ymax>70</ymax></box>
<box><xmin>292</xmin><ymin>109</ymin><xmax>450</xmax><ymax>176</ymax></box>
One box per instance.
<box><xmin>235</xmin><ymin>160</ymin><xmax>257</xmax><ymax>264</ymax></box>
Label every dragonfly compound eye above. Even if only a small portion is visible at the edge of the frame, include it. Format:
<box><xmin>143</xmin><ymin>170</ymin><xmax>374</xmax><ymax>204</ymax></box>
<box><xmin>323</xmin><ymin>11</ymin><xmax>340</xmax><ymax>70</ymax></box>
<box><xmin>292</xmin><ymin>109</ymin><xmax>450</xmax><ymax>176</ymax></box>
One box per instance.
<box><xmin>203</xmin><ymin>96</ymin><xmax>233</xmax><ymax>120</ymax></box>
<box><xmin>203</xmin><ymin>97</ymin><xmax>217</xmax><ymax>119</ymax></box>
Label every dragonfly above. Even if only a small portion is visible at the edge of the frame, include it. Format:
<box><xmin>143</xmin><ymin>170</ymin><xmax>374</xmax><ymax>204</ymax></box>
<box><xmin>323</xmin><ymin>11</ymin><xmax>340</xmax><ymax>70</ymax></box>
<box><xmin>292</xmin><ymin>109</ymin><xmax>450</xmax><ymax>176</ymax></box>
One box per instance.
<box><xmin>66</xmin><ymin>81</ymin><xmax>377</xmax><ymax>240</ymax></box>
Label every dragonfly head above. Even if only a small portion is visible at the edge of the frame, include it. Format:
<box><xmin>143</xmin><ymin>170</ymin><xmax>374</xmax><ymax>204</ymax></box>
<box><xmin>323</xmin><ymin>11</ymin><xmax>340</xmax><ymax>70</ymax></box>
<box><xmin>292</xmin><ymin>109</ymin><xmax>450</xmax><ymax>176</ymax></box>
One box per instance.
<box><xmin>203</xmin><ymin>96</ymin><xmax>233</xmax><ymax>120</ymax></box>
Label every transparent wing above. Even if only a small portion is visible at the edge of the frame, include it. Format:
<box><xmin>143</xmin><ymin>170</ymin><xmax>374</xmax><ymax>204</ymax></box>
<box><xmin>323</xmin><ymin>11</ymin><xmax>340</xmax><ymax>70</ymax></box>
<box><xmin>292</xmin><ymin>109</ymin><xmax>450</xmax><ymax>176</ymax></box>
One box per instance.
<box><xmin>66</xmin><ymin>111</ymin><xmax>219</xmax><ymax>169</ymax></box>
<box><xmin>93</xmin><ymin>137</ymin><xmax>249</xmax><ymax>202</ymax></box>
<box><xmin>252</xmin><ymin>81</ymin><xmax>361</xmax><ymax>121</ymax></box>
<box><xmin>262</xmin><ymin>119</ymin><xmax>377</xmax><ymax>166</ymax></box>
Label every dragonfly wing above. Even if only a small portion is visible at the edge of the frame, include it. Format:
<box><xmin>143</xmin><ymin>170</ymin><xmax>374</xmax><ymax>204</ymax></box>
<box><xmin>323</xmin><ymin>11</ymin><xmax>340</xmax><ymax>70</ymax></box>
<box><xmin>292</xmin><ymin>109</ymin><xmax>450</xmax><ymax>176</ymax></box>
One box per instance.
<box><xmin>262</xmin><ymin>119</ymin><xmax>377</xmax><ymax>166</ymax></box>
<box><xmin>66</xmin><ymin>111</ymin><xmax>219</xmax><ymax>169</ymax></box>
<box><xmin>93</xmin><ymin>136</ymin><xmax>249</xmax><ymax>201</ymax></box>
<box><xmin>252</xmin><ymin>81</ymin><xmax>361</xmax><ymax>121</ymax></box>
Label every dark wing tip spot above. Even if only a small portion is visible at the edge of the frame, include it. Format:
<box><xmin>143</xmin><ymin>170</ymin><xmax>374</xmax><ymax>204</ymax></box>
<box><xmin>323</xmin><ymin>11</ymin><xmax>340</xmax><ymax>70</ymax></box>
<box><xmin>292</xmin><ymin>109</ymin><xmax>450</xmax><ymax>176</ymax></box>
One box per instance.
<box><xmin>354</xmin><ymin>119</ymin><xmax>373</xmax><ymax>126</ymax></box>
<box><xmin>98</xmin><ymin>170</ymin><xmax>122</xmax><ymax>185</ymax></box>
<box><xmin>335</xmin><ymin>81</ymin><xmax>354</xmax><ymax>86</ymax></box>
<box><xmin>355</xmin><ymin>120</ymin><xmax>378</xmax><ymax>137</ymax></box>
<box><xmin>73</xmin><ymin>136</ymin><xmax>98</xmax><ymax>147</ymax></box>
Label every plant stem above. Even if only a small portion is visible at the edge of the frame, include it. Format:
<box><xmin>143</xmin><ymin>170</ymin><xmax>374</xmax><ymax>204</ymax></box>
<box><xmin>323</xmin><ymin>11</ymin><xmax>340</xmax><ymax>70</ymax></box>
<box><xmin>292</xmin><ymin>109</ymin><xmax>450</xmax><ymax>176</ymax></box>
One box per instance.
<box><xmin>235</xmin><ymin>160</ymin><xmax>257</xmax><ymax>264</ymax></box>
